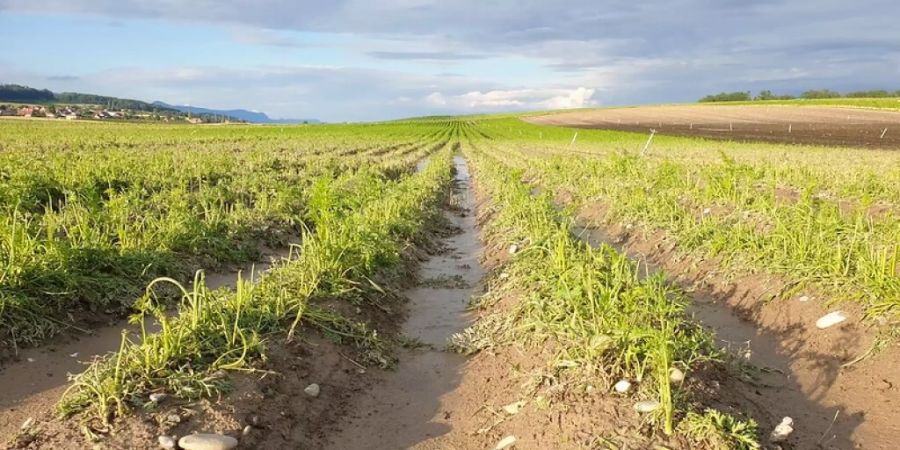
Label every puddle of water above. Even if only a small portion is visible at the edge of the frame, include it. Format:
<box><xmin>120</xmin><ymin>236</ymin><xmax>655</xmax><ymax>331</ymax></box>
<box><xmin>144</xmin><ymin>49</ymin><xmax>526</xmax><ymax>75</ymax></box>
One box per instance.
<box><xmin>0</xmin><ymin>247</ymin><xmax>292</xmax><ymax>436</ymax></box>
<box><xmin>325</xmin><ymin>155</ymin><xmax>484</xmax><ymax>450</ymax></box>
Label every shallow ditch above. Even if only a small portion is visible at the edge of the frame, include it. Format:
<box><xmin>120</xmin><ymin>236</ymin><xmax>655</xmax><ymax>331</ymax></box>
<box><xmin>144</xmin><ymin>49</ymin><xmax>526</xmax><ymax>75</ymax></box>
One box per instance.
<box><xmin>323</xmin><ymin>155</ymin><xmax>484</xmax><ymax>449</ymax></box>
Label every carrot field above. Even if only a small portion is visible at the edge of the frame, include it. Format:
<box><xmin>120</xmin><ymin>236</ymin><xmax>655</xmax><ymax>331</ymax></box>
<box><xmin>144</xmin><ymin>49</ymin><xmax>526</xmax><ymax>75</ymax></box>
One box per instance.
<box><xmin>2</xmin><ymin>113</ymin><xmax>898</xmax><ymax>449</ymax></box>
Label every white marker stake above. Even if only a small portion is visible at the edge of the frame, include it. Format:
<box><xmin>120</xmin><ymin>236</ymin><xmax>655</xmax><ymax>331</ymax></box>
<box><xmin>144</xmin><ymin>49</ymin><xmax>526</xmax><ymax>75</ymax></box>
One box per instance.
<box><xmin>570</xmin><ymin>132</ymin><xmax>578</xmax><ymax>145</ymax></box>
<box><xmin>881</xmin><ymin>128</ymin><xmax>888</xmax><ymax>139</ymax></box>
<box><xmin>730</xmin><ymin>122</ymin><xmax>733</xmax><ymax>132</ymax></box>
<box><xmin>788</xmin><ymin>123</ymin><xmax>792</xmax><ymax>133</ymax></box>
<box><xmin>640</xmin><ymin>129</ymin><xmax>657</xmax><ymax>156</ymax></box>
<box><xmin>690</xmin><ymin>123</ymin><xmax>693</xmax><ymax>130</ymax></box>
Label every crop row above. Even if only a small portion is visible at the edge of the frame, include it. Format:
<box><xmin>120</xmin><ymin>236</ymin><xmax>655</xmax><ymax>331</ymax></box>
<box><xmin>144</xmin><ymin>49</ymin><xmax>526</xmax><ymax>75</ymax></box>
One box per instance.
<box><xmin>457</xmin><ymin>137</ymin><xmax>760</xmax><ymax>447</ymax></box>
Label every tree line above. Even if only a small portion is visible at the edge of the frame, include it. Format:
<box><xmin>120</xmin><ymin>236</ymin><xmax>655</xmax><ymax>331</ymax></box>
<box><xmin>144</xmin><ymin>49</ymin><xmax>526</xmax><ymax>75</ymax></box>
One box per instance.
<box><xmin>699</xmin><ymin>89</ymin><xmax>900</xmax><ymax>102</ymax></box>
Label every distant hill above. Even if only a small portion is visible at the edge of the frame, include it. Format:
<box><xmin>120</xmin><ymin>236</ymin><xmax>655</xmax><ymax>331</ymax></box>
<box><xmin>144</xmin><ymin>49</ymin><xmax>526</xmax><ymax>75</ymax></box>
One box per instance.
<box><xmin>153</xmin><ymin>101</ymin><xmax>321</xmax><ymax>124</ymax></box>
<box><xmin>0</xmin><ymin>83</ymin><xmax>320</xmax><ymax>124</ymax></box>
<box><xmin>0</xmin><ymin>84</ymin><xmax>178</xmax><ymax>113</ymax></box>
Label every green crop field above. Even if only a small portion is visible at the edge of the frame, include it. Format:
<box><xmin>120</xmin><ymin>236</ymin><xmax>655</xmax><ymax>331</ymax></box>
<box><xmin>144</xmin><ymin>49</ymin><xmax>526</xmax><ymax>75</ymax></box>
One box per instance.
<box><xmin>2</xmin><ymin>115</ymin><xmax>898</xmax><ymax>449</ymax></box>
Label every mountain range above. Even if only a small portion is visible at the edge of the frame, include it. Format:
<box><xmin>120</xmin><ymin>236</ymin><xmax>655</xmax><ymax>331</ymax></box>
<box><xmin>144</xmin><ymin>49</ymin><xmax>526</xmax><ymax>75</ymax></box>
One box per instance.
<box><xmin>152</xmin><ymin>102</ymin><xmax>321</xmax><ymax>124</ymax></box>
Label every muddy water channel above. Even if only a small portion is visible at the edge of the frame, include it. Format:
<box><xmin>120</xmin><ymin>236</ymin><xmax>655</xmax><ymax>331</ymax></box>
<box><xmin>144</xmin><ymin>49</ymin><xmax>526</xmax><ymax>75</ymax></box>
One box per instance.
<box><xmin>324</xmin><ymin>156</ymin><xmax>484</xmax><ymax>450</ymax></box>
<box><xmin>0</xmin><ymin>249</ymin><xmax>291</xmax><ymax>438</ymax></box>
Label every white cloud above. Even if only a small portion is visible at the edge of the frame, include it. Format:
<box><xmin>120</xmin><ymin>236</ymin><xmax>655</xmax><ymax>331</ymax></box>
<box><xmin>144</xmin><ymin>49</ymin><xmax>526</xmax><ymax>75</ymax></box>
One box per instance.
<box><xmin>427</xmin><ymin>87</ymin><xmax>596</xmax><ymax>111</ymax></box>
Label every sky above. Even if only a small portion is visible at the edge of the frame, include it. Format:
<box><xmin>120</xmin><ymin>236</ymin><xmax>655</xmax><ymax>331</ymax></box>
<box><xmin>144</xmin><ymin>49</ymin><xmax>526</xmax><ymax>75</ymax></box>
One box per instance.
<box><xmin>1</xmin><ymin>1</ymin><xmax>899</xmax><ymax>122</ymax></box>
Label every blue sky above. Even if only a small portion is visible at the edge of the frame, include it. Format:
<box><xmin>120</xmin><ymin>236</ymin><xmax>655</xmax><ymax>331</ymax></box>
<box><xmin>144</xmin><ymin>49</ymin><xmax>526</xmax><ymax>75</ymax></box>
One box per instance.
<box><xmin>2</xmin><ymin>1</ymin><xmax>899</xmax><ymax>121</ymax></box>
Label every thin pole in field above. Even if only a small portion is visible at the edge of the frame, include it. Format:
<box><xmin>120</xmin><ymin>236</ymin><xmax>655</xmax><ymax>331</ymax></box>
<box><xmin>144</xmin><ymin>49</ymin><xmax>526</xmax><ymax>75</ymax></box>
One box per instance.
<box><xmin>730</xmin><ymin>122</ymin><xmax>733</xmax><ymax>132</ymax></box>
<box><xmin>640</xmin><ymin>129</ymin><xmax>657</xmax><ymax>156</ymax></box>
<box><xmin>570</xmin><ymin>132</ymin><xmax>578</xmax><ymax>145</ymax></box>
<box><xmin>788</xmin><ymin>123</ymin><xmax>792</xmax><ymax>133</ymax></box>
<box><xmin>881</xmin><ymin>128</ymin><xmax>888</xmax><ymax>139</ymax></box>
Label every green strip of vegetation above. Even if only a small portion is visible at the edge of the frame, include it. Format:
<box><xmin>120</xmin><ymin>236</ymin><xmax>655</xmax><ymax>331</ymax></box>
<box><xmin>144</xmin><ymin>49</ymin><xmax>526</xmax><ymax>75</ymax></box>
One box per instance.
<box><xmin>455</xmin><ymin>142</ymin><xmax>759</xmax><ymax>448</ymax></box>
<box><xmin>58</xmin><ymin>143</ymin><xmax>455</xmax><ymax>423</ymax></box>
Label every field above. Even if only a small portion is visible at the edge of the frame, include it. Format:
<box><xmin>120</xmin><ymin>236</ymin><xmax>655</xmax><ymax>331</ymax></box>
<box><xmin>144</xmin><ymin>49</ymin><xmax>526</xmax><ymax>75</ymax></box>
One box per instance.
<box><xmin>528</xmin><ymin>104</ymin><xmax>900</xmax><ymax>148</ymax></box>
<box><xmin>1</xmin><ymin>109</ymin><xmax>898</xmax><ymax>449</ymax></box>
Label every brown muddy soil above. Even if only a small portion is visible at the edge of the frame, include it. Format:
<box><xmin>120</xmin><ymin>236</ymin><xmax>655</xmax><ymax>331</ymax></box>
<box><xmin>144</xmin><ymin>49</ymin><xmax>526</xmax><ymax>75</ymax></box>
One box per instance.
<box><xmin>526</xmin><ymin>104</ymin><xmax>900</xmax><ymax>148</ymax></box>
<box><xmin>0</xmin><ymin>249</ymin><xmax>291</xmax><ymax>447</ymax></box>
<box><xmin>570</xmin><ymin>200</ymin><xmax>900</xmax><ymax>450</ymax></box>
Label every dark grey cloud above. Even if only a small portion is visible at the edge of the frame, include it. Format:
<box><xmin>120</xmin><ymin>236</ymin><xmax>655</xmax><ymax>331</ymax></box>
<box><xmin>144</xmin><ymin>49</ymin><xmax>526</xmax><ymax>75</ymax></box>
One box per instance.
<box><xmin>3</xmin><ymin>0</ymin><xmax>900</xmax><ymax>115</ymax></box>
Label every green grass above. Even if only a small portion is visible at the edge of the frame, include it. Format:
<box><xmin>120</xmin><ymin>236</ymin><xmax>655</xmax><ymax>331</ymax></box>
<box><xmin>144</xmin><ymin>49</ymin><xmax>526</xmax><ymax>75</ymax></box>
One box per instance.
<box><xmin>470</xmin><ymin>117</ymin><xmax>900</xmax><ymax>324</ymax></box>
<box><xmin>57</xmin><ymin>136</ymin><xmax>457</xmax><ymax>423</ymax></box>
<box><xmin>0</xmin><ymin>119</ymin><xmax>451</xmax><ymax>350</ymax></box>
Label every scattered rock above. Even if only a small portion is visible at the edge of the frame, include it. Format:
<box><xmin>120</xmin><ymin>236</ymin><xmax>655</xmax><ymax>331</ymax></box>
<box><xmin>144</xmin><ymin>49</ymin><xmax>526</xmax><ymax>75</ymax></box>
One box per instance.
<box><xmin>702</xmin><ymin>207</ymin><xmax>711</xmax><ymax>215</ymax></box>
<box><xmin>798</xmin><ymin>295</ymin><xmax>810</xmax><ymax>302</ymax></box>
<box><xmin>304</xmin><ymin>383</ymin><xmax>321</xmax><ymax>397</ymax></box>
<box><xmin>634</xmin><ymin>400</ymin><xmax>661</xmax><ymax>413</ymax></box>
<box><xmin>166</xmin><ymin>413</ymin><xmax>181</xmax><ymax>424</ymax></box>
<box><xmin>816</xmin><ymin>311</ymin><xmax>847</xmax><ymax>329</ymax></box>
<box><xmin>20</xmin><ymin>417</ymin><xmax>34</xmax><ymax>430</ymax></box>
<box><xmin>502</xmin><ymin>400</ymin><xmax>526</xmax><ymax>415</ymax></box>
<box><xmin>669</xmin><ymin>368</ymin><xmax>685</xmax><ymax>383</ymax></box>
<box><xmin>499</xmin><ymin>272</ymin><xmax>510</xmax><ymax>279</ymax></box>
<box><xmin>508</xmin><ymin>244</ymin><xmax>519</xmax><ymax>254</ymax></box>
<box><xmin>157</xmin><ymin>435</ymin><xmax>176</xmax><ymax>449</ymax></box>
<box><xmin>26</xmin><ymin>357</ymin><xmax>35</xmax><ymax>363</ymax></box>
<box><xmin>242</xmin><ymin>425</ymin><xmax>252</xmax><ymax>436</ymax></box>
<box><xmin>69</xmin><ymin>352</ymin><xmax>79</xmax><ymax>358</ymax></box>
<box><xmin>247</xmin><ymin>415</ymin><xmax>261</xmax><ymax>427</ymax></box>
<box><xmin>769</xmin><ymin>417</ymin><xmax>794</xmax><ymax>442</ymax></box>
<box><xmin>613</xmin><ymin>379</ymin><xmax>632</xmax><ymax>394</ymax></box>
<box><xmin>178</xmin><ymin>433</ymin><xmax>238</xmax><ymax>450</ymax></box>
<box><xmin>149</xmin><ymin>393</ymin><xmax>167</xmax><ymax>403</ymax></box>
<box><xmin>494</xmin><ymin>435</ymin><xmax>517</xmax><ymax>449</ymax></box>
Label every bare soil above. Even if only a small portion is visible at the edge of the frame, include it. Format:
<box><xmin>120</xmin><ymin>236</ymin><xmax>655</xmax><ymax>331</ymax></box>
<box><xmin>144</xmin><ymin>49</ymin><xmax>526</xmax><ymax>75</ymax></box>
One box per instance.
<box><xmin>526</xmin><ymin>105</ymin><xmax>900</xmax><ymax>148</ymax></box>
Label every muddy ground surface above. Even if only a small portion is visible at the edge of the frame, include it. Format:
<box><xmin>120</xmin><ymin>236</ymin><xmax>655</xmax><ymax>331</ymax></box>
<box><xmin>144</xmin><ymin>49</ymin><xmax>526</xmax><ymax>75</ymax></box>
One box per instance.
<box><xmin>569</xmin><ymin>199</ymin><xmax>900</xmax><ymax>450</ymax></box>
<box><xmin>0</xmin><ymin>249</ymin><xmax>291</xmax><ymax>447</ymax></box>
<box><xmin>526</xmin><ymin>104</ymin><xmax>900</xmax><ymax>148</ymax></box>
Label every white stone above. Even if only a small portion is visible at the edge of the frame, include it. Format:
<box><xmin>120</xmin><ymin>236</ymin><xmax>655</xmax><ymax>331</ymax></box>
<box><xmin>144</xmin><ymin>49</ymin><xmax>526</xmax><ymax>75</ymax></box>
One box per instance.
<box><xmin>502</xmin><ymin>400</ymin><xmax>526</xmax><ymax>415</ymax></box>
<box><xmin>149</xmin><ymin>393</ymin><xmax>167</xmax><ymax>403</ymax></box>
<box><xmin>816</xmin><ymin>311</ymin><xmax>847</xmax><ymax>329</ymax></box>
<box><xmin>613</xmin><ymin>379</ymin><xmax>631</xmax><ymax>393</ymax></box>
<box><xmin>304</xmin><ymin>383</ymin><xmax>321</xmax><ymax>397</ymax></box>
<box><xmin>494</xmin><ymin>435</ymin><xmax>517</xmax><ymax>450</ymax></box>
<box><xmin>157</xmin><ymin>435</ymin><xmax>176</xmax><ymax>449</ymax></box>
<box><xmin>669</xmin><ymin>368</ymin><xmax>685</xmax><ymax>383</ymax></box>
<box><xmin>634</xmin><ymin>400</ymin><xmax>661</xmax><ymax>413</ymax></box>
<box><xmin>508</xmin><ymin>244</ymin><xmax>519</xmax><ymax>254</ymax></box>
<box><xmin>178</xmin><ymin>433</ymin><xmax>238</xmax><ymax>450</ymax></box>
<box><xmin>798</xmin><ymin>295</ymin><xmax>810</xmax><ymax>302</ymax></box>
<box><xmin>769</xmin><ymin>417</ymin><xmax>794</xmax><ymax>442</ymax></box>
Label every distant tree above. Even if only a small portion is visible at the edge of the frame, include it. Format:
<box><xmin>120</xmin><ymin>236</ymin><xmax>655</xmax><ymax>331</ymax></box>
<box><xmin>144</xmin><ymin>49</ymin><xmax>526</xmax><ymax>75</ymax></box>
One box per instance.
<box><xmin>801</xmin><ymin>89</ymin><xmax>842</xmax><ymax>99</ymax></box>
<box><xmin>754</xmin><ymin>90</ymin><xmax>796</xmax><ymax>101</ymax></box>
<box><xmin>0</xmin><ymin>84</ymin><xmax>55</xmax><ymax>102</ymax></box>
<box><xmin>846</xmin><ymin>90</ymin><xmax>891</xmax><ymax>98</ymax></box>
<box><xmin>698</xmin><ymin>91</ymin><xmax>752</xmax><ymax>102</ymax></box>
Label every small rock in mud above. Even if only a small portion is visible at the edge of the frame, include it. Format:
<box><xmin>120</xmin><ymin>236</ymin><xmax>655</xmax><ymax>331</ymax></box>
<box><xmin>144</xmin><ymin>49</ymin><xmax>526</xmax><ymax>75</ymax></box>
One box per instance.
<box><xmin>798</xmin><ymin>295</ymin><xmax>810</xmax><ymax>302</ymax></box>
<box><xmin>20</xmin><ymin>417</ymin><xmax>34</xmax><ymax>430</ymax></box>
<box><xmin>508</xmin><ymin>244</ymin><xmax>519</xmax><ymax>254</ymax></box>
<box><xmin>769</xmin><ymin>417</ymin><xmax>794</xmax><ymax>442</ymax></box>
<box><xmin>613</xmin><ymin>379</ymin><xmax>632</xmax><ymax>393</ymax></box>
<box><xmin>157</xmin><ymin>435</ymin><xmax>176</xmax><ymax>449</ymax></box>
<box><xmin>669</xmin><ymin>368</ymin><xmax>685</xmax><ymax>383</ymax></box>
<box><xmin>242</xmin><ymin>425</ymin><xmax>252</xmax><ymax>436</ymax></box>
<box><xmin>165</xmin><ymin>413</ymin><xmax>181</xmax><ymax>424</ymax></box>
<box><xmin>304</xmin><ymin>383</ymin><xmax>321</xmax><ymax>397</ymax></box>
<box><xmin>494</xmin><ymin>435</ymin><xmax>517</xmax><ymax>449</ymax></box>
<box><xmin>178</xmin><ymin>433</ymin><xmax>238</xmax><ymax>450</ymax></box>
<box><xmin>247</xmin><ymin>414</ymin><xmax>261</xmax><ymax>427</ymax></box>
<box><xmin>149</xmin><ymin>392</ymin><xmax>167</xmax><ymax>403</ymax></box>
<box><xmin>503</xmin><ymin>400</ymin><xmax>526</xmax><ymax>415</ymax></box>
<box><xmin>816</xmin><ymin>311</ymin><xmax>847</xmax><ymax>329</ymax></box>
<box><xmin>634</xmin><ymin>400</ymin><xmax>660</xmax><ymax>413</ymax></box>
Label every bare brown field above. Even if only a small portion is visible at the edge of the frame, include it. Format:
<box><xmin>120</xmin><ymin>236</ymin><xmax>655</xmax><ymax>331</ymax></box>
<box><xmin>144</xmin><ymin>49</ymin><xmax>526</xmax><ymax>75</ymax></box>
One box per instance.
<box><xmin>527</xmin><ymin>104</ymin><xmax>900</xmax><ymax>148</ymax></box>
